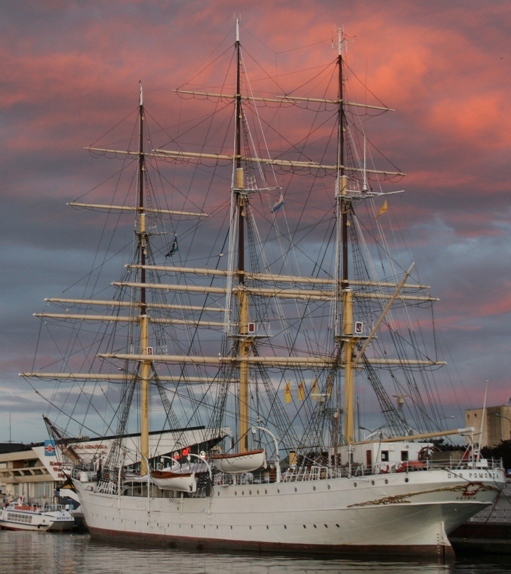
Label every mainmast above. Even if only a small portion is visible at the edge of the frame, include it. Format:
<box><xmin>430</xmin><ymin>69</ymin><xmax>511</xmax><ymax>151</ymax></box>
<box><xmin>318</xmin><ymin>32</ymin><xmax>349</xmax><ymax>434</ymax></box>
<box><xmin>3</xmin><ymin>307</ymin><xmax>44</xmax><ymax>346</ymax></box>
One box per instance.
<box><xmin>137</xmin><ymin>82</ymin><xmax>151</xmax><ymax>475</ymax></box>
<box><xmin>335</xmin><ymin>30</ymin><xmax>356</xmax><ymax>444</ymax></box>
<box><xmin>234</xmin><ymin>19</ymin><xmax>250</xmax><ymax>452</ymax></box>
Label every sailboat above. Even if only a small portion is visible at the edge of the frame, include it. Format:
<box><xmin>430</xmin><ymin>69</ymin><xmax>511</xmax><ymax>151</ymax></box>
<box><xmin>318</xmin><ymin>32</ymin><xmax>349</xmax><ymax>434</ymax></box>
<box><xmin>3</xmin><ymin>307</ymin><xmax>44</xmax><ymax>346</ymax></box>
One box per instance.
<box><xmin>20</xmin><ymin>22</ymin><xmax>505</xmax><ymax>559</ymax></box>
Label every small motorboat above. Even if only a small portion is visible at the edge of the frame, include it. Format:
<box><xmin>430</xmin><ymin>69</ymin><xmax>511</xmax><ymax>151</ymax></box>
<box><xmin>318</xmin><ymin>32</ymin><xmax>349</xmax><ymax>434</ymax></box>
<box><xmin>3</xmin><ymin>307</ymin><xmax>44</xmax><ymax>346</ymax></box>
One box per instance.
<box><xmin>0</xmin><ymin>502</ymin><xmax>75</xmax><ymax>532</ymax></box>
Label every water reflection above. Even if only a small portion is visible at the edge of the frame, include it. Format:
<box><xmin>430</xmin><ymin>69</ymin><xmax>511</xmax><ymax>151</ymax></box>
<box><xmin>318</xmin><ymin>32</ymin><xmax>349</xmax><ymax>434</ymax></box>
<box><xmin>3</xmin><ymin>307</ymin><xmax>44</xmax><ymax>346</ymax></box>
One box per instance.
<box><xmin>0</xmin><ymin>531</ymin><xmax>508</xmax><ymax>574</ymax></box>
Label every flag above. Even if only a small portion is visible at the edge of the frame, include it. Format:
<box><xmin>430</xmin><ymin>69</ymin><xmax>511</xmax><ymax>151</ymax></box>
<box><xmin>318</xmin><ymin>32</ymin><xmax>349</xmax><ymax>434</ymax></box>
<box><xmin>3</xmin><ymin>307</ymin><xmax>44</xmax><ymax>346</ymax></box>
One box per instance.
<box><xmin>271</xmin><ymin>194</ymin><xmax>284</xmax><ymax>214</ymax></box>
<box><xmin>326</xmin><ymin>374</ymin><xmax>333</xmax><ymax>397</ymax></box>
<box><xmin>44</xmin><ymin>439</ymin><xmax>56</xmax><ymax>457</ymax></box>
<box><xmin>312</xmin><ymin>378</ymin><xmax>319</xmax><ymax>400</ymax></box>
<box><xmin>284</xmin><ymin>382</ymin><xmax>292</xmax><ymax>403</ymax></box>
<box><xmin>166</xmin><ymin>235</ymin><xmax>178</xmax><ymax>257</ymax></box>
<box><xmin>377</xmin><ymin>200</ymin><xmax>388</xmax><ymax>217</ymax></box>
<box><xmin>298</xmin><ymin>381</ymin><xmax>305</xmax><ymax>401</ymax></box>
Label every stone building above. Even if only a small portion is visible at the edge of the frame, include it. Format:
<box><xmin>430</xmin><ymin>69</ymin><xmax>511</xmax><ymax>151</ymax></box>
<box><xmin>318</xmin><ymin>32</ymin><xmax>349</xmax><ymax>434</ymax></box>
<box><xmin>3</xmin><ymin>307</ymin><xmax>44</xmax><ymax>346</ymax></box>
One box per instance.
<box><xmin>465</xmin><ymin>404</ymin><xmax>511</xmax><ymax>448</ymax></box>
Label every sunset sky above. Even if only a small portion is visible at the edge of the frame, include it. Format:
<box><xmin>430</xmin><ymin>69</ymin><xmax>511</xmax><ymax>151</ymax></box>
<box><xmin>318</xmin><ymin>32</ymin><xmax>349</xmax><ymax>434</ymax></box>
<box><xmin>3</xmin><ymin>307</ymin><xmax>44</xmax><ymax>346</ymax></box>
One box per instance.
<box><xmin>1</xmin><ymin>0</ymin><xmax>511</xmax><ymax>443</ymax></box>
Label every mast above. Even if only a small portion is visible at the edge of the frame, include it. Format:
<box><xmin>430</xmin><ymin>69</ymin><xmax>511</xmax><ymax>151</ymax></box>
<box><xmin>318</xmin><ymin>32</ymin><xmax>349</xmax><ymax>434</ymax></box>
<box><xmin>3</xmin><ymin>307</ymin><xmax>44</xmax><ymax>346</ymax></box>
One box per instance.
<box><xmin>336</xmin><ymin>29</ymin><xmax>356</xmax><ymax>444</ymax></box>
<box><xmin>234</xmin><ymin>18</ymin><xmax>250</xmax><ymax>452</ymax></box>
<box><xmin>137</xmin><ymin>82</ymin><xmax>151</xmax><ymax>475</ymax></box>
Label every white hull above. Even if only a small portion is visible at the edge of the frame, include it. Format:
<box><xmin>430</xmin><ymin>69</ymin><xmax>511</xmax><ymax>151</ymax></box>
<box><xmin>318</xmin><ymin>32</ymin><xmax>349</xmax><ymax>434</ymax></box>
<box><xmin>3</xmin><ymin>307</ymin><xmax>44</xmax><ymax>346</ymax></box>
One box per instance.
<box><xmin>74</xmin><ymin>467</ymin><xmax>504</xmax><ymax>558</ymax></box>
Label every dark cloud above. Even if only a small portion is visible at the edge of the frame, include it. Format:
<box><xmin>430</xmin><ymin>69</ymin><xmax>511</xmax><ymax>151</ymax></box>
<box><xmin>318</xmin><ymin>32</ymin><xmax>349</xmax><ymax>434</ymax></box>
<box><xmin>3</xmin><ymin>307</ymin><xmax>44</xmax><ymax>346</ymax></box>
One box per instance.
<box><xmin>2</xmin><ymin>0</ymin><xmax>511</xmax><ymax>441</ymax></box>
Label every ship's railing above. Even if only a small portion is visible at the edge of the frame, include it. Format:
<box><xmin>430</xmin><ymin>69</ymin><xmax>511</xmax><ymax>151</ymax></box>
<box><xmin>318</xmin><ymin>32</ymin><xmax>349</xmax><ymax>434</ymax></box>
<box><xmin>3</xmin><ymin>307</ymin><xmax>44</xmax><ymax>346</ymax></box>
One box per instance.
<box><xmin>277</xmin><ymin>457</ymin><xmax>504</xmax><ymax>482</ymax></box>
<box><xmin>281</xmin><ymin>465</ymin><xmax>343</xmax><ymax>482</ymax></box>
<box><xmin>367</xmin><ymin>456</ymin><xmax>503</xmax><ymax>475</ymax></box>
<box><xmin>3</xmin><ymin>502</ymin><xmax>68</xmax><ymax>513</ymax></box>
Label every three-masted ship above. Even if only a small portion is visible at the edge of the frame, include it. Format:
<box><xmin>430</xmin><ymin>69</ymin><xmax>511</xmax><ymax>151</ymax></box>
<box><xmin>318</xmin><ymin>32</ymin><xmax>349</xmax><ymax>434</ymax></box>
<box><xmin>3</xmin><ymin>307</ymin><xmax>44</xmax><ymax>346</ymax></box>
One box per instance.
<box><xmin>21</xmin><ymin>22</ymin><xmax>505</xmax><ymax>559</ymax></box>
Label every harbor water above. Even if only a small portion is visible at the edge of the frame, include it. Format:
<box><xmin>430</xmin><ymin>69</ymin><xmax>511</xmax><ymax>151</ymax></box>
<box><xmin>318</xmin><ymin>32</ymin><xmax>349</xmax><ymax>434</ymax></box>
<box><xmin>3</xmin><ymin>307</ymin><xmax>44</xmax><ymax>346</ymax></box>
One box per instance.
<box><xmin>0</xmin><ymin>531</ymin><xmax>509</xmax><ymax>574</ymax></box>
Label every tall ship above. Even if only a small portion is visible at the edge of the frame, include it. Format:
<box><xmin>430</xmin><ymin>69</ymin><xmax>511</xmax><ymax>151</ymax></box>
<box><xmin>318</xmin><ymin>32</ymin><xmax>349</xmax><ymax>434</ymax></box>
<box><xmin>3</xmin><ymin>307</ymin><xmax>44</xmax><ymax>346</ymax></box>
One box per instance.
<box><xmin>20</xmin><ymin>22</ymin><xmax>505</xmax><ymax>559</ymax></box>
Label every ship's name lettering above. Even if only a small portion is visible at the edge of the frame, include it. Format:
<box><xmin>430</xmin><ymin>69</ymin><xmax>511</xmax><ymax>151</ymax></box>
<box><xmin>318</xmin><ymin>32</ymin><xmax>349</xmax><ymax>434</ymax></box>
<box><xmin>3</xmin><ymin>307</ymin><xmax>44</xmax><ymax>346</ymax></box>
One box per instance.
<box><xmin>447</xmin><ymin>472</ymin><xmax>497</xmax><ymax>479</ymax></box>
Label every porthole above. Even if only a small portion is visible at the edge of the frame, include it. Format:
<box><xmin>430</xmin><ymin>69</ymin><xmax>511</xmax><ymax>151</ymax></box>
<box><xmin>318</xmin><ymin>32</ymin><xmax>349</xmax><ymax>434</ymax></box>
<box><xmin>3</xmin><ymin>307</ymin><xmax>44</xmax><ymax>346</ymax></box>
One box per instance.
<box><xmin>371</xmin><ymin>481</ymin><xmax>375</xmax><ymax>486</ymax></box>
<box><xmin>303</xmin><ymin>525</ymin><xmax>307</xmax><ymax>529</ymax></box>
<box><xmin>405</xmin><ymin>478</ymin><xmax>409</xmax><ymax>483</ymax></box>
<box><xmin>385</xmin><ymin>479</ymin><xmax>388</xmax><ymax>485</ymax></box>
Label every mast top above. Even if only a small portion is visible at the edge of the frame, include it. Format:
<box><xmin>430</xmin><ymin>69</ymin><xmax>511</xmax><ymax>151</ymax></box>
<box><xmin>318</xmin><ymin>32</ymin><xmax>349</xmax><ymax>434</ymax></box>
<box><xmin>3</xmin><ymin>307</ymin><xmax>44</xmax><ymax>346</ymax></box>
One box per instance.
<box><xmin>139</xmin><ymin>81</ymin><xmax>143</xmax><ymax>107</ymax></box>
<box><xmin>334</xmin><ymin>27</ymin><xmax>347</xmax><ymax>57</ymax></box>
<box><xmin>235</xmin><ymin>16</ymin><xmax>240</xmax><ymax>43</ymax></box>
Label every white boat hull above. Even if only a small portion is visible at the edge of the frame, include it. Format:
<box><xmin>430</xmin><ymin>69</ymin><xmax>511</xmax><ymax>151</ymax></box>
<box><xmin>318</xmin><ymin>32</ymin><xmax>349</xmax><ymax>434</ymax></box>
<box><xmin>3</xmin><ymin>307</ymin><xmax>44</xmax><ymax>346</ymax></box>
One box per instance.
<box><xmin>0</xmin><ymin>506</ymin><xmax>75</xmax><ymax>532</ymax></box>
<box><xmin>74</xmin><ymin>467</ymin><xmax>504</xmax><ymax>558</ymax></box>
<box><xmin>151</xmin><ymin>473</ymin><xmax>197</xmax><ymax>493</ymax></box>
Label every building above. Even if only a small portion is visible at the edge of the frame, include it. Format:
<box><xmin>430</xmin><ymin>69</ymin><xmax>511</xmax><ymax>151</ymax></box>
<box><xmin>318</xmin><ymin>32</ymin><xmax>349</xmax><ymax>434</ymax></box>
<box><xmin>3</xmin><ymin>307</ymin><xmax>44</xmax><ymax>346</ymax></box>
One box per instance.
<box><xmin>0</xmin><ymin>426</ymin><xmax>229</xmax><ymax>504</ymax></box>
<box><xmin>0</xmin><ymin>442</ymin><xmax>58</xmax><ymax>503</ymax></box>
<box><xmin>465</xmin><ymin>405</ymin><xmax>511</xmax><ymax>448</ymax></box>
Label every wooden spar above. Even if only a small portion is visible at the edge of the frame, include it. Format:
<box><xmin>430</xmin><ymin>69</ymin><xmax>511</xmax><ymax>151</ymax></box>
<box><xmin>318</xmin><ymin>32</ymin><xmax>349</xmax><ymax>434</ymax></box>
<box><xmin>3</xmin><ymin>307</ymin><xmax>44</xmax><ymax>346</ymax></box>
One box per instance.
<box><xmin>19</xmin><ymin>371</ymin><xmax>238</xmax><ymax>383</ymax></box>
<box><xmin>34</xmin><ymin>312</ymin><xmax>226</xmax><ymax>328</ymax></box>
<box><xmin>68</xmin><ymin>202</ymin><xmax>207</xmax><ymax>218</ymax></box>
<box><xmin>96</xmin><ymin>353</ymin><xmax>445</xmax><ymax>368</ymax></box>
<box><xmin>353</xmin><ymin>427</ymin><xmax>475</xmax><ymax>446</ymax></box>
<box><xmin>112</xmin><ymin>281</ymin><xmax>438</xmax><ymax>302</ymax></box>
<box><xmin>352</xmin><ymin>263</ymin><xmax>415</xmax><ymax>369</ymax></box>
<box><xmin>44</xmin><ymin>297</ymin><xmax>225</xmax><ymax>312</ymax></box>
<box><xmin>129</xmin><ymin>264</ymin><xmax>432</xmax><ymax>290</ymax></box>
<box><xmin>149</xmin><ymin>148</ymin><xmax>405</xmax><ymax>178</ymax></box>
<box><xmin>172</xmin><ymin>89</ymin><xmax>394</xmax><ymax>111</ymax></box>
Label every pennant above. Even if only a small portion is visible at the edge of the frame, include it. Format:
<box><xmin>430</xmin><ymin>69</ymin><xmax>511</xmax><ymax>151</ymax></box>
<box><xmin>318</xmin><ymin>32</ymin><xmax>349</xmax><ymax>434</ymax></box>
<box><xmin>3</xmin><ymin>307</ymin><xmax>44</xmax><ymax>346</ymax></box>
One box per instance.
<box><xmin>377</xmin><ymin>200</ymin><xmax>388</xmax><ymax>217</ymax></box>
<box><xmin>298</xmin><ymin>381</ymin><xmax>305</xmax><ymax>401</ymax></box>
<box><xmin>271</xmin><ymin>194</ymin><xmax>284</xmax><ymax>214</ymax></box>
<box><xmin>326</xmin><ymin>374</ymin><xmax>333</xmax><ymax>397</ymax></box>
<box><xmin>311</xmin><ymin>378</ymin><xmax>319</xmax><ymax>401</ymax></box>
<box><xmin>284</xmin><ymin>382</ymin><xmax>292</xmax><ymax>403</ymax></box>
<box><xmin>166</xmin><ymin>235</ymin><xmax>178</xmax><ymax>257</ymax></box>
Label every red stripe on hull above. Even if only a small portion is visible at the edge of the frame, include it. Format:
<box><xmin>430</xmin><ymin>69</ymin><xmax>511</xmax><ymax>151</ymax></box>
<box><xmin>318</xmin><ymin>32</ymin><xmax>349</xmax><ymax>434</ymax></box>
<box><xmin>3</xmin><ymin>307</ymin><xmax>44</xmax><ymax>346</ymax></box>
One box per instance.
<box><xmin>87</xmin><ymin>526</ymin><xmax>455</xmax><ymax>561</ymax></box>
